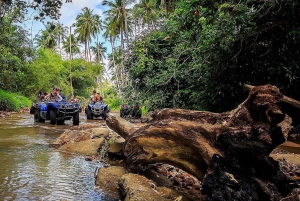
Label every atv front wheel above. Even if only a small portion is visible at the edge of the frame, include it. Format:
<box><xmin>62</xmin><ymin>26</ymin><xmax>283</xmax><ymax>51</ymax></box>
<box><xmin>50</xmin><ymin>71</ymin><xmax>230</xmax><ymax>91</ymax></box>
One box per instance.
<box><xmin>103</xmin><ymin>110</ymin><xmax>107</xmax><ymax>120</ymax></box>
<box><xmin>86</xmin><ymin>109</ymin><xmax>92</xmax><ymax>120</ymax></box>
<box><xmin>73</xmin><ymin>111</ymin><xmax>80</xmax><ymax>125</ymax></box>
<box><xmin>120</xmin><ymin>109</ymin><xmax>124</xmax><ymax>118</ymax></box>
<box><xmin>35</xmin><ymin>111</ymin><xmax>45</xmax><ymax>122</ymax></box>
<box><xmin>30</xmin><ymin>106</ymin><xmax>35</xmax><ymax>114</ymax></box>
<box><xmin>50</xmin><ymin>110</ymin><xmax>57</xmax><ymax>125</ymax></box>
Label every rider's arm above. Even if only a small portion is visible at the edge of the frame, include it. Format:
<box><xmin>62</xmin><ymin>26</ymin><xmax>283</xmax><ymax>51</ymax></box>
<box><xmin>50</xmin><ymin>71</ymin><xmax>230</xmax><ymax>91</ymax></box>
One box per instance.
<box><xmin>57</xmin><ymin>93</ymin><xmax>63</xmax><ymax>101</ymax></box>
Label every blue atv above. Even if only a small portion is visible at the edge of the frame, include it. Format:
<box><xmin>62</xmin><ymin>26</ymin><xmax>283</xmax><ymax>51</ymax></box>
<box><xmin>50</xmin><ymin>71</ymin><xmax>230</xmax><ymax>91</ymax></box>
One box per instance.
<box><xmin>85</xmin><ymin>101</ymin><xmax>109</xmax><ymax>120</ymax></box>
<box><xmin>30</xmin><ymin>100</ymin><xmax>80</xmax><ymax>125</ymax></box>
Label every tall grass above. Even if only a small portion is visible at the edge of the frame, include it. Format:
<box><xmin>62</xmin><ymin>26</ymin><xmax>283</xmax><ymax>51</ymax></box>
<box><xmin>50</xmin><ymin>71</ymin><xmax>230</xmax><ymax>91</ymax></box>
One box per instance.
<box><xmin>0</xmin><ymin>89</ymin><xmax>31</xmax><ymax>111</ymax></box>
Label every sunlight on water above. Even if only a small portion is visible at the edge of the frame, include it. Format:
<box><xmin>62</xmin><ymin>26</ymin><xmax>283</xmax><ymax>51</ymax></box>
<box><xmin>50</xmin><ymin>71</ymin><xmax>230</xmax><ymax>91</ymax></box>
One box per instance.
<box><xmin>0</xmin><ymin>113</ymin><xmax>116</xmax><ymax>201</ymax></box>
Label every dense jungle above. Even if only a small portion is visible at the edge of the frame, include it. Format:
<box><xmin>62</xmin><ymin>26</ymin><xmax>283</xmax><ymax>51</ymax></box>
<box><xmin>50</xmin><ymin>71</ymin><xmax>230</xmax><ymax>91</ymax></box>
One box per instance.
<box><xmin>1</xmin><ymin>0</ymin><xmax>300</xmax><ymax>201</ymax></box>
<box><xmin>0</xmin><ymin>0</ymin><xmax>298</xmax><ymax>113</ymax></box>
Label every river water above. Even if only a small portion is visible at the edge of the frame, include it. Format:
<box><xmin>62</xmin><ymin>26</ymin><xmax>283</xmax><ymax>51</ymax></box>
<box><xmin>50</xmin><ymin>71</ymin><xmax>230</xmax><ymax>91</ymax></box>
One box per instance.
<box><xmin>0</xmin><ymin>113</ymin><xmax>115</xmax><ymax>201</ymax></box>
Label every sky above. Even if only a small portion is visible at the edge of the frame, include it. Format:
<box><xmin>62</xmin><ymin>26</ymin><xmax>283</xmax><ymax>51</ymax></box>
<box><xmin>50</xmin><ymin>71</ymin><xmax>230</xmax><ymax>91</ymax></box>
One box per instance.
<box><xmin>58</xmin><ymin>0</ymin><xmax>112</xmax><ymax>53</ymax></box>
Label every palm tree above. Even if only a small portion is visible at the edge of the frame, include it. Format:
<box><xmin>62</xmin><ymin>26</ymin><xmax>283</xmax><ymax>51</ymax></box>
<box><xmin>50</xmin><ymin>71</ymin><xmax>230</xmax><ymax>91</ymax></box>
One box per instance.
<box><xmin>54</xmin><ymin>22</ymin><xmax>68</xmax><ymax>56</ymax></box>
<box><xmin>103</xmin><ymin>20</ymin><xmax>120</xmax><ymax>89</ymax></box>
<box><xmin>35</xmin><ymin>21</ymin><xmax>69</xmax><ymax>51</ymax></box>
<box><xmin>159</xmin><ymin>0</ymin><xmax>177</xmax><ymax>13</ymax></box>
<box><xmin>135</xmin><ymin>0</ymin><xmax>158</xmax><ymax>30</ymax></box>
<box><xmin>102</xmin><ymin>0</ymin><xmax>134</xmax><ymax>89</ymax></box>
<box><xmin>35</xmin><ymin>22</ymin><xmax>58</xmax><ymax>48</ymax></box>
<box><xmin>107</xmin><ymin>47</ymin><xmax>123</xmax><ymax>90</ymax></box>
<box><xmin>91</xmin><ymin>39</ymin><xmax>107</xmax><ymax>97</ymax></box>
<box><xmin>102</xmin><ymin>0</ymin><xmax>134</xmax><ymax>49</ymax></box>
<box><xmin>132</xmin><ymin>4</ymin><xmax>143</xmax><ymax>38</ymax></box>
<box><xmin>63</xmin><ymin>34</ymin><xmax>80</xmax><ymax>60</ymax></box>
<box><xmin>121</xmin><ymin>0</ymin><xmax>129</xmax><ymax>44</ymax></box>
<box><xmin>73</xmin><ymin>7</ymin><xmax>102</xmax><ymax>62</ymax></box>
<box><xmin>91</xmin><ymin>41</ymin><xmax>107</xmax><ymax>63</ymax></box>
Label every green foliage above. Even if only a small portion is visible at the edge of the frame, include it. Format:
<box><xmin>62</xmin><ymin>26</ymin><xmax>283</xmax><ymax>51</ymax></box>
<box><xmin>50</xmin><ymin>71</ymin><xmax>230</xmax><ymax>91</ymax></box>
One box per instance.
<box><xmin>71</xmin><ymin>59</ymin><xmax>99</xmax><ymax>97</ymax></box>
<box><xmin>107</xmin><ymin>98</ymin><xmax>123</xmax><ymax>111</ymax></box>
<box><xmin>0</xmin><ymin>89</ymin><xmax>31</xmax><ymax>111</ymax></box>
<box><xmin>1</xmin><ymin>1</ymin><xmax>64</xmax><ymax>22</ymax></box>
<box><xmin>141</xmin><ymin>106</ymin><xmax>148</xmax><ymax>116</ymax></box>
<box><xmin>0</xmin><ymin>16</ymin><xmax>35</xmax><ymax>92</ymax></box>
<box><xmin>35</xmin><ymin>22</ymin><xmax>68</xmax><ymax>49</ymax></box>
<box><xmin>22</xmin><ymin>49</ymin><xmax>97</xmax><ymax>101</ymax></box>
<box><xmin>124</xmin><ymin>0</ymin><xmax>300</xmax><ymax>112</ymax></box>
<box><xmin>23</xmin><ymin>48</ymin><xmax>69</xmax><ymax>100</ymax></box>
<box><xmin>108</xmin><ymin>138</ymin><xmax>115</xmax><ymax>145</ymax></box>
<box><xmin>0</xmin><ymin>0</ymin><xmax>107</xmax><ymax>108</ymax></box>
<box><xmin>63</xmin><ymin>34</ymin><xmax>81</xmax><ymax>54</ymax></box>
<box><xmin>102</xmin><ymin>82</ymin><xmax>123</xmax><ymax>111</ymax></box>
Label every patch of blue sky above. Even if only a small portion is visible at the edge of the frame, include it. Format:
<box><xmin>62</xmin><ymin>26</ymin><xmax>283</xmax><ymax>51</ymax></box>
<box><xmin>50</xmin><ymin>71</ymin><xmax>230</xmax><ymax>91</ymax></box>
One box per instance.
<box><xmin>22</xmin><ymin>1</ymin><xmax>112</xmax><ymax>54</ymax></box>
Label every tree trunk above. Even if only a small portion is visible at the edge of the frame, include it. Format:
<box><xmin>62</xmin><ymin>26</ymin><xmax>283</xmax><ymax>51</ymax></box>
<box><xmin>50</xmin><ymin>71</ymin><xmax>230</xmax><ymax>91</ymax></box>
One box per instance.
<box><xmin>120</xmin><ymin>30</ymin><xmax>124</xmax><ymax>88</ymax></box>
<box><xmin>84</xmin><ymin>41</ymin><xmax>87</xmax><ymax>61</ymax></box>
<box><xmin>110</xmin><ymin>37</ymin><xmax>120</xmax><ymax>92</ymax></box>
<box><xmin>96</xmin><ymin>36</ymin><xmax>103</xmax><ymax>97</ymax></box>
<box><xmin>106</xmin><ymin>84</ymin><xmax>297</xmax><ymax>200</ymax></box>
<box><xmin>59</xmin><ymin>33</ymin><xmax>61</xmax><ymax>56</ymax></box>
<box><xmin>69</xmin><ymin>26</ymin><xmax>73</xmax><ymax>95</ymax></box>
<box><xmin>122</xmin><ymin>0</ymin><xmax>129</xmax><ymax>45</ymax></box>
<box><xmin>89</xmin><ymin>40</ymin><xmax>92</xmax><ymax>62</ymax></box>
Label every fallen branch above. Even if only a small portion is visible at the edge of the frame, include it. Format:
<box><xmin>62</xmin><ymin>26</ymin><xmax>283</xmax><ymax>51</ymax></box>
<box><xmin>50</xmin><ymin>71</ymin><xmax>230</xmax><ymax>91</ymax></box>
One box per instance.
<box><xmin>244</xmin><ymin>84</ymin><xmax>300</xmax><ymax>109</ymax></box>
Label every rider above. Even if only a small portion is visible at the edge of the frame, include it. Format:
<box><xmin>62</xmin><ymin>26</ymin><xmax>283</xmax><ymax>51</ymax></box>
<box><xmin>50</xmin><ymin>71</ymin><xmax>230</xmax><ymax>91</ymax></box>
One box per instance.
<box><xmin>39</xmin><ymin>92</ymin><xmax>48</xmax><ymax>101</ymax></box>
<box><xmin>55</xmin><ymin>87</ymin><xmax>65</xmax><ymax>100</ymax></box>
<box><xmin>44</xmin><ymin>87</ymin><xmax>62</xmax><ymax>101</ymax></box>
<box><xmin>69</xmin><ymin>95</ymin><xmax>79</xmax><ymax>102</ymax></box>
<box><xmin>90</xmin><ymin>90</ymin><xmax>101</xmax><ymax>103</ymax></box>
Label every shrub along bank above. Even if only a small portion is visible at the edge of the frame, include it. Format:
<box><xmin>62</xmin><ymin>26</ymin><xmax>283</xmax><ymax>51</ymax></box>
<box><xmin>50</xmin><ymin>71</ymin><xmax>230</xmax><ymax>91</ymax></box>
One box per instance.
<box><xmin>0</xmin><ymin>89</ymin><xmax>31</xmax><ymax>111</ymax></box>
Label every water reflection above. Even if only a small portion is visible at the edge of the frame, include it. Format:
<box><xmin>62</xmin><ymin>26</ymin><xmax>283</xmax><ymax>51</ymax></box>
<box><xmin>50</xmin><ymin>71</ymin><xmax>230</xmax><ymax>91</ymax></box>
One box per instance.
<box><xmin>0</xmin><ymin>113</ymin><xmax>114</xmax><ymax>200</ymax></box>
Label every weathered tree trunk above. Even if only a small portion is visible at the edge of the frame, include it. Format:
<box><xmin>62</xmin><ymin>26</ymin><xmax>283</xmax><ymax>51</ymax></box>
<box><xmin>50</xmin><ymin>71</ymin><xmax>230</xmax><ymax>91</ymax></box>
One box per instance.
<box><xmin>244</xmin><ymin>84</ymin><xmax>300</xmax><ymax>109</ymax></box>
<box><xmin>106</xmin><ymin>85</ymin><xmax>298</xmax><ymax>200</ymax></box>
<box><xmin>106</xmin><ymin>114</ymin><xmax>140</xmax><ymax>139</ymax></box>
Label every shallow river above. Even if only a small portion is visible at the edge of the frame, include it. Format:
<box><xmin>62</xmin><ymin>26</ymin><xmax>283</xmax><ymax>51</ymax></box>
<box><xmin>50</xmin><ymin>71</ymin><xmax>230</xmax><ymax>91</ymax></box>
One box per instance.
<box><xmin>0</xmin><ymin>113</ymin><xmax>115</xmax><ymax>201</ymax></box>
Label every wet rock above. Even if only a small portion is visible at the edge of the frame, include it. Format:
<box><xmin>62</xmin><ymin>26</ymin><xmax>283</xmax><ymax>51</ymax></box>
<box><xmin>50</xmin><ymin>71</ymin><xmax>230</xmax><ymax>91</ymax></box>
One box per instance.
<box><xmin>70</xmin><ymin>123</ymin><xmax>104</xmax><ymax>130</ymax></box>
<box><xmin>49</xmin><ymin>130</ymin><xmax>92</xmax><ymax>148</ymax></box>
<box><xmin>91</xmin><ymin>127</ymin><xmax>109</xmax><ymax>138</ymax></box>
<box><xmin>141</xmin><ymin>164</ymin><xmax>203</xmax><ymax>200</ymax></box>
<box><xmin>58</xmin><ymin>138</ymin><xmax>104</xmax><ymax>155</ymax></box>
<box><xmin>119</xmin><ymin>173</ymin><xmax>191</xmax><ymax>201</ymax></box>
<box><xmin>95</xmin><ymin>166</ymin><xmax>127</xmax><ymax>200</ymax></box>
<box><xmin>0</xmin><ymin>111</ymin><xmax>12</xmax><ymax>118</ymax></box>
<box><xmin>49</xmin><ymin>123</ymin><xmax>102</xmax><ymax>148</ymax></box>
<box><xmin>108</xmin><ymin>142</ymin><xmax>124</xmax><ymax>159</ymax></box>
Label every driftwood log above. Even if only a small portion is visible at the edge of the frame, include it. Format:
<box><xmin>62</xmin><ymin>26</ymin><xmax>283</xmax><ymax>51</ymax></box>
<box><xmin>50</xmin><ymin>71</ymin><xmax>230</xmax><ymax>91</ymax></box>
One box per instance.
<box><xmin>244</xmin><ymin>84</ymin><xmax>300</xmax><ymax>109</ymax></box>
<box><xmin>106</xmin><ymin>85</ymin><xmax>298</xmax><ymax>200</ymax></box>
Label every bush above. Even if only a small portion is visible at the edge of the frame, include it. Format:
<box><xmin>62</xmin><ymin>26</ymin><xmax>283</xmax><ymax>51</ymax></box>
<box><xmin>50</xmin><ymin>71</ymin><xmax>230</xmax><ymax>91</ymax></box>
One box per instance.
<box><xmin>0</xmin><ymin>89</ymin><xmax>31</xmax><ymax>111</ymax></box>
<box><xmin>106</xmin><ymin>97</ymin><xmax>122</xmax><ymax>111</ymax></box>
<box><xmin>141</xmin><ymin>106</ymin><xmax>148</xmax><ymax>116</ymax></box>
